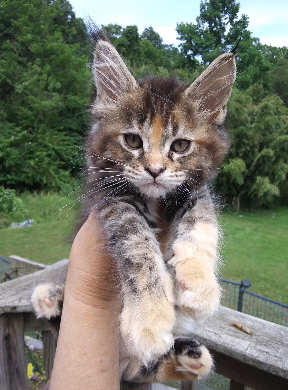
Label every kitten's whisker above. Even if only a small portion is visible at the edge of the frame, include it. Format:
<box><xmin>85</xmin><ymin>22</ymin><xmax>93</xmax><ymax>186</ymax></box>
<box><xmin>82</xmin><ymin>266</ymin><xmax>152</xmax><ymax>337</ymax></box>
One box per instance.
<box><xmin>90</xmin><ymin>179</ymin><xmax>130</xmax><ymax>210</ymax></box>
<box><xmin>65</xmin><ymin>178</ymin><xmax>128</xmax><ymax>214</ymax></box>
<box><xmin>53</xmin><ymin>174</ymin><xmax>125</xmax><ymax>207</ymax></box>
<box><xmin>56</xmin><ymin>177</ymin><xmax>126</xmax><ymax>214</ymax></box>
<box><xmin>87</xmin><ymin>167</ymin><xmax>122</xmax><ymax>174</ymax></box>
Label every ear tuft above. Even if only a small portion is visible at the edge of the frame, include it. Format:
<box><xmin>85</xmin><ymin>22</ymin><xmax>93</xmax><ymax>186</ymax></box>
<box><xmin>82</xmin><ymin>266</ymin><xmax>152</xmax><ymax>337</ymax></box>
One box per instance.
<box><xmin>92</xmin><ymin>35</ymin><xmax>137</xmax><ymax>111</ymax></box>
<box><xmin>185</xmin><ymin>53</ymin><xmax>236</xmax><ymax>124</ymax></box>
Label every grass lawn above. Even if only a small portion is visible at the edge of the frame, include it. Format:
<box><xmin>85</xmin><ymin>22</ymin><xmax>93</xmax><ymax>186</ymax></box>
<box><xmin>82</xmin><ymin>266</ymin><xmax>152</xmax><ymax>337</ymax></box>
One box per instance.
<box><xmin>1</xmin><ymin>193</ymin><xmax>287</xmax><ymax>303</ymax></box>
<box><xmin>0</xmin><ymin>193</ymin><xmax>78</xmax><ymax>265</ymax></box>
<box><xmin>220</xmin><ymin>208</ymin><xmax>288</xmax><ymax>304</ymax></box>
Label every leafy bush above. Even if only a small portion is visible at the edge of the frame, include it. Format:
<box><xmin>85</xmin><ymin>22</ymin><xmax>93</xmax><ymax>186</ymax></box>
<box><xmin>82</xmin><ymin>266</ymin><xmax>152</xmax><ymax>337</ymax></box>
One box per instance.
<box><xmin>0</xmin><ymin>186</ymin><xmax>27</xmax><ymax>214</ymax></box>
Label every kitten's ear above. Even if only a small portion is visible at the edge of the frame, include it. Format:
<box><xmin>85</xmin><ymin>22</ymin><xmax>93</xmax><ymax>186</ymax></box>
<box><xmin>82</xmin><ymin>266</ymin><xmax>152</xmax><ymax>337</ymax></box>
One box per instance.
<box><xmin>93</xmin><ymin>35</ymin><xmax>137</xmax><ymax>110</ymax></box>
<box><xmin>185</xmin><ymin>53</ymin><xmax>236</xmax><ymax>124</ymax></box>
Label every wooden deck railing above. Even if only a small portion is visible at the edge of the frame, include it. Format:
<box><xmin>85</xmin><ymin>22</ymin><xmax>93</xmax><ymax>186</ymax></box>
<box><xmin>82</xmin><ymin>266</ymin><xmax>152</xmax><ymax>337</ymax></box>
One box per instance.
<box><xmin>0</xmin><ymin>261</ymin><xmax>287</xmax><ymax>390</ymax></box>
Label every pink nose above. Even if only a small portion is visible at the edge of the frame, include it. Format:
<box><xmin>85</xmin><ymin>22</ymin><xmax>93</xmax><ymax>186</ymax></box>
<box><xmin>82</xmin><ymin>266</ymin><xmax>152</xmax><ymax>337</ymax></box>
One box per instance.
<box><xmin>145</xmin><ymin>165</ymin><xmax>165</xmax><ymax>178</ymax></box>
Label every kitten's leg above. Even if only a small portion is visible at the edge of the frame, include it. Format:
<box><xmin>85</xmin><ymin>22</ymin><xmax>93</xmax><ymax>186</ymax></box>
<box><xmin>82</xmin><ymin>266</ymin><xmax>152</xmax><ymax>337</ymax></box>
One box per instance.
<box><xmin>31</xmin><ymin>284</ymin><xmax>64</xmax><ymax>322</ymax></box>
<box><xmin>98</xmin><ymin>201</ymin><xmax>175</xmax><ymax>364</ymax></box>
<box><xmin>170</xmin><ymin>189</ymin><xmax>221</xmax><ymax>320</ymax></box>
<box><xmin>122</xmin><ymin>338</ymin><xmax>213</xmax><ymax>386</ymax></box>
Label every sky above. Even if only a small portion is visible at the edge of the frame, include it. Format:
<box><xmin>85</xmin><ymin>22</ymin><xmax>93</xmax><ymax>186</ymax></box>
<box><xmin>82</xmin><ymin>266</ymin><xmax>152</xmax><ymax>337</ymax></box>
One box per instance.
<box><xmin>69</xmin><ymin>0</ymin><xmax>288</xmax><ymax>48</ymax></box>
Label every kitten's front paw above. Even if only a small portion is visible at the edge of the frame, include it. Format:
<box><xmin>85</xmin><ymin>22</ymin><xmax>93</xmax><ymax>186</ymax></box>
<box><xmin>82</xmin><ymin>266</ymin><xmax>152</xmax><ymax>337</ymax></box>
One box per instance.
<box><xmin>121</xmin><ymin>295</ymin><xmax>176</xmax><ymax>365</ymax></box>
<box><xmin>31</xmin><ymin>284</ymin><xmax>64</xmax><ymax>319</ymax></box>
<box><xmin>174</xmin><ymin>338</ymin><xmax>213</xmax><ymax>378</ymax></box>
<box><xmin>177</xmin><ymin>279</ymin><xmax>221</xmax><ymax>320</ymax></box>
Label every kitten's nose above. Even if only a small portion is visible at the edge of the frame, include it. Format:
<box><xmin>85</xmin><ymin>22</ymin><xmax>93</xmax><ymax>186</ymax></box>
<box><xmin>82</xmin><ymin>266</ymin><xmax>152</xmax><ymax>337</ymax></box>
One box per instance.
<box><xmin>145</xmin><ymin>165</ymin><xmax>165</xmax><ymax>178</ymax></box>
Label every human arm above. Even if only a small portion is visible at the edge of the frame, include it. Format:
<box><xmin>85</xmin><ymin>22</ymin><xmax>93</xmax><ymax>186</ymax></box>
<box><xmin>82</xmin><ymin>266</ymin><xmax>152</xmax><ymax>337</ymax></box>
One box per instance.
<box><xmin>49</xmin><ymin>213</ymin><xmax>120</xmax><ymax>390</ymax></box>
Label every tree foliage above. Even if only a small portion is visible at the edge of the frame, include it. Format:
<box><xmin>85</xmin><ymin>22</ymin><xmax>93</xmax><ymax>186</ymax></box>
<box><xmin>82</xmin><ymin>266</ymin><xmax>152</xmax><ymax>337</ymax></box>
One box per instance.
<box><xmin>0</xmin><ymin>0</ymin><xmax>92</xmax><ymax>191</ymax></box>
<box><xmin>270</xmin><ymin>57</ymin><xmax>288</xmax><ymax>108</ymax></box>
<box><xmin>176</xmin><ymin>0</ymin><xmax>271</xmax><ymax>89</ymax></box>
<box><xmin>1</xmin><ymin>0</ymin><xmax>288</xmax><ymax>209</ymax></box>
<box><xmin>215</xmin><ymin>88</ymin><xmax>288</xmax><ymax>209</ymax></box>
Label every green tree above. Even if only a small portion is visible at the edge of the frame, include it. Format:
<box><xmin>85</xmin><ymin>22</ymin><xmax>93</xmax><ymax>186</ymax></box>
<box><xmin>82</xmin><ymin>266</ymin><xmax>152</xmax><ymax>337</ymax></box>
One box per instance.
<box><xmin>258</xmin><ymin>44</ymin><xmax>288</xmax><ymax>65</ymax></box>
<box><xmin>176</xmin><ymin>0</ymin><xmax>271</xmax><ymax>89</ymax></box>
<box><xmin>115</xmin><ymin>25</ymin><xmax>144</xmax><ymax>67</ymax></box>
<box><xmin>176</xmin><ymin>0</ymin><xmax>249</xmax><ymax>64</ymax></box>
<box><xmin>141</xmin><ymin>27</ymin><xmax>163</xmax><ymax>48</ymax></box>
<box><xmin>215</xmin><ymin>88</ymin><xmax>288</xmax><ymax>209</ymax></box>
<box><xmin>0</xmin><ymin>0</ymin><xmax>92</xmax><ymax>191</ymax></box>
<box><xmin>140</xmin><ymin>39</ymin><xmax>164</xmax><ymax>67</ymax></box>
<box><xmin>270</xmin><ymin>57</ymin><xmax>288</xmax><ymax>108</ymax></box>
<box><xmin>102</xmin><ymin>24</ymin><xmax>123</xmax><ymax>46</ymax></box>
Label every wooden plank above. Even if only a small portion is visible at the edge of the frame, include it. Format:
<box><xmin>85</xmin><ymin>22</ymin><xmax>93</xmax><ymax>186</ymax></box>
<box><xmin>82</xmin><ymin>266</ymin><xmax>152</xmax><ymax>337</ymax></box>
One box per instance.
<box><xmin>42</xmin><ymin>330</ymin><xmax>57</xmax><ymax>380</ymax></box>
<box><xmin>9</xmin><ymin>255</ymin><xmax>47</xmax><ymax>278</ymax></box>
<box><xmin>189</xmin><ymin>306</ymin><xmax>288</xmax><ymax>380</ymax></box>
<box><xmin>230</xmin><ymin>381</ymin><xmax>245</xmax><ymax>390</ymax></box>
<box><xmin>0</xmin><ymin>314</ymin><xmax>10</xmax><ymax>390</ymax></box>
<box><xmin>0</xmin><ymin>261</ymin><xmax>288</xmax><ymax>384</ymax></box>
<box><xmin>212</xmin><ymin>349</ymin><xmax>288</xmax><ymax>390</ymax></box>
<box><xmin>181</xmin><ymin>380</ymin><xmax>192</xmax><ymax>390</ymax></box>
<box><xmin>0</xmin><ymin>260</ymin><xmax>68</xmax><ymax>314</ymax></box>
<box><xmin>180</xmin><ymin>380</ymin><xmax>199</xmax><ymax>390</ymax></box>
<box><xmin>191</xmin><ymin>381</ymin><xmax>199</xmax><ymax>390</ymax></box>
<box><xmin>0</xmin><ymin>313</ymin><xmax>28</xmax><ymax>390</ymax></box>
<box><xmin>23</xmin><ymin>312</ymin><xmax>50</xmax><ymax>332</ymax></box>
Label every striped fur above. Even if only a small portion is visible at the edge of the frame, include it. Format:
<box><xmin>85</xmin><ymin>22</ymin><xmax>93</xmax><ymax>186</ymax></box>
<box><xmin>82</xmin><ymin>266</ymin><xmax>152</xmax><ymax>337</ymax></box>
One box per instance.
<box><xmin>32</xmin><ymin>31</ymin><xmax>236</xmax><ymax>388</ymax></box>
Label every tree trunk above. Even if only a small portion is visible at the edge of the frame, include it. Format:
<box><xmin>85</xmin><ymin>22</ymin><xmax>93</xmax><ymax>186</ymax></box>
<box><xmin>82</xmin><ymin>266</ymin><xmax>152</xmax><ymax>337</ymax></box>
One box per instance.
<box><xmin>236</xmin><ymin>195</ymin><xmax>240</xmax><ymax>214</ymax></box>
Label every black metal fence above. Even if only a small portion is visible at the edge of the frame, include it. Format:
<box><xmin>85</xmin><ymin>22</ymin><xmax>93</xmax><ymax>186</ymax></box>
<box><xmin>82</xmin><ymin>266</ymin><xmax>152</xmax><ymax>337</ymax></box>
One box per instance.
<box><xmin>0</xmin><ymin>255</ymin><xmax>11</xmax><ymax>282</ymax></box>
<box><xmin>219</xmin><ymin>278</ymin><xmax>288</xmax><ymax>327</ymax></box>
<box><xmin>195</xmin><ymin>278</ymin><xmax>288</xmax><ymax>390</ymax></box>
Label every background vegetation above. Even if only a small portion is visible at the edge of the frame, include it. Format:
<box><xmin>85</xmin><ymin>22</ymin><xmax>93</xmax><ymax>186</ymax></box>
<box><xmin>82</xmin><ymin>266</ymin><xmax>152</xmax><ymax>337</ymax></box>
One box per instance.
<box><xmin>1</xmin><ymin>0</ymin><xmax>288</xmax><ymax>209</ymax></box>
<box><xmin>1</xmin><ymin>0</ymin><xmax>287</xmax><ymax>302</ymax></box>
<box><xmin>1</xmin><ymin>193</ymin><xmax>287</xmax><ymax>303</ymax></box>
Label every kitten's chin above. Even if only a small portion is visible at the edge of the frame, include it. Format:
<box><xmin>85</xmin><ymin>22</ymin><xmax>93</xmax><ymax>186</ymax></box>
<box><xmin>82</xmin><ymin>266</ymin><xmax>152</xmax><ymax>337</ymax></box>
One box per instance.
<box><xmin>138</xmin><ymin>183</ymin><xmax>167</xmax><ymax>198</ymax></box>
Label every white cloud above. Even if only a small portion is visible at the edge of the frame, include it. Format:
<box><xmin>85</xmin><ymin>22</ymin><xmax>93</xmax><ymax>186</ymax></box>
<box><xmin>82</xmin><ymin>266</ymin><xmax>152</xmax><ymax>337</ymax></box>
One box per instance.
<box><xmin>155</xmin><ymin>26</ymin><xmax>178</xmax><ymax>45</ymax></box>
<box><xmin>260</xmin><ymin>35</ymin><xmax>288</xmax><ymax>47</ymax></box>
<box><xmin>240</xmin><ymin>2</ymin><xmax>288</xmax><ymax>28</ymax></box>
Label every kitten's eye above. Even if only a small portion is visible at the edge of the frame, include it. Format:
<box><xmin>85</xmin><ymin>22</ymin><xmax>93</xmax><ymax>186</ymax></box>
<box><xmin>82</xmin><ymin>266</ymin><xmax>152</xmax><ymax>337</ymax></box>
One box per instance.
<box><xmin>170</xmin><ymin>139</ymin><xmax>190</xmax><ymax>153</ymax></box>
<box><xmin>124</xmin><ymin>134</ymin><xmax>143</xmax><ymax>149</ymax></box>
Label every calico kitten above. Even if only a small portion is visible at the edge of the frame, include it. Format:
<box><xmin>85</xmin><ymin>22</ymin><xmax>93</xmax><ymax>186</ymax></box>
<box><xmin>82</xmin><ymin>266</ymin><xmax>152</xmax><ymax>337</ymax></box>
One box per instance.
<box><xmin>32</xmin><ymin>30</ymin><xmax>236</xmax><ymax>388</ymax></box>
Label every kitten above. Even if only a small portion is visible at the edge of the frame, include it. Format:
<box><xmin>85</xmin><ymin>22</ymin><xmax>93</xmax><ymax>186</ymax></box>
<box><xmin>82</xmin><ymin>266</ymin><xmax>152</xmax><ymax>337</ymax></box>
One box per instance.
<box><xmin>31</xmin><ymin>30</ymin><xmax>236</xmax><ymax>388</ymax></box>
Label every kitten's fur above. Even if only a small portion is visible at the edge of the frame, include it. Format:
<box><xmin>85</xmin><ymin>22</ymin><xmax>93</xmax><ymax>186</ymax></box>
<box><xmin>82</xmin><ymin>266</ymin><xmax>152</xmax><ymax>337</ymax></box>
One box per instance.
<box><xmin>32</xmin><ymin>31</ymin><xmax>236</xmax><ymax>388</ymax></box>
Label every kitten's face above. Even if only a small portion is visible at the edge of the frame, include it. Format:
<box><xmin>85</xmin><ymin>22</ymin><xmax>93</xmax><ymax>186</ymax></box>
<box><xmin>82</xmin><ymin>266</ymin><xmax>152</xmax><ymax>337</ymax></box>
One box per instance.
<box><xmin>89</xmin><ymin>82</ymin><xmax>229</xmax><ymax>198</ymax></box>
<box><xmin>119</xmin><ymin>113</ymin><xmax>194</xmax><ymax>198</ymax></box>
<box><xmin>88</xmin><ymin>37</ymin><xmax>236</xmax><ymax>199</ymax></box>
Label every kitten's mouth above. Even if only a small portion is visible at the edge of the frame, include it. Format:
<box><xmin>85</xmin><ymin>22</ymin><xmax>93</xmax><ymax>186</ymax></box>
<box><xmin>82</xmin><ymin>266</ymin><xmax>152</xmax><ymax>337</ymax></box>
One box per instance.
<box><xmin>137</xmin><ymin>180</ymin><xmax>167</xmax><ymax>198</ymax></box>
<box><xmin>148</xmin><ymin>180</ymin><xmax>165</xmax><ymax>187</ymax></box>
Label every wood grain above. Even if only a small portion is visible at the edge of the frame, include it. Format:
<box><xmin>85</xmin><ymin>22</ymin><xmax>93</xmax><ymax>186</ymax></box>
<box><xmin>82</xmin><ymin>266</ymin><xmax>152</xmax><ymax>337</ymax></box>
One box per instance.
<box><xmin>0</xmin><ymin>313</ymin><xmax>28</xmax><ymax>390</ymax></box>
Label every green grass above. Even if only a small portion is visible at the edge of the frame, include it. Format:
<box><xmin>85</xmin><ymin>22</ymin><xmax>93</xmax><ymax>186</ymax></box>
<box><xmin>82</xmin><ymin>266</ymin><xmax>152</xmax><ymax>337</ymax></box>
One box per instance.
<box><xmin>0</xmin><ymin>193</ymin><xmax>78</xmax><ymax>265</ymax></box>
<box><xmin>220</xmin><ymin>208</ymin><xmax>288</xmax><ymax>303</ymax></box>
<box><xmin>1</xmin><ymin>193</ymin><xmax>287</xmax><ymax>303</ymax></box>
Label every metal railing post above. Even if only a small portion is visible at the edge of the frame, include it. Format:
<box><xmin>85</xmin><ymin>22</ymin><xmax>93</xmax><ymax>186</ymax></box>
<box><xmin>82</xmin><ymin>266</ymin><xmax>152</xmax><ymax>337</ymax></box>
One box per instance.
<box><xmin>237</xmin><ymin>279</ymin><xmax>251</xmax><ymax>312</ymax></box>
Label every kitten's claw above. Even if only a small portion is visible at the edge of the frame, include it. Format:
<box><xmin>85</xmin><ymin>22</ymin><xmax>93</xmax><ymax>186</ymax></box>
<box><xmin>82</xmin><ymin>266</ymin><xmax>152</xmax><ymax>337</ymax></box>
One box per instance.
<box><xmin>174</xmin><ymin>338</ymin><xmax>213</xmax><ymax>378</ymax></box>
<box><xmin>31</xmin><ymin>284</ymin><xmax>64</xmax><ymax>319</ymax></box>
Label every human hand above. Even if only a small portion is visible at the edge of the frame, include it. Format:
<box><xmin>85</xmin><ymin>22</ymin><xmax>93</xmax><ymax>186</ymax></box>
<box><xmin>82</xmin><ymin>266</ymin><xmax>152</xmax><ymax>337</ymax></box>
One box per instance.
<box><xmin>49</xmin><ymin>213</ymin><xmax>120</xmax><ymax>390</ymax></box>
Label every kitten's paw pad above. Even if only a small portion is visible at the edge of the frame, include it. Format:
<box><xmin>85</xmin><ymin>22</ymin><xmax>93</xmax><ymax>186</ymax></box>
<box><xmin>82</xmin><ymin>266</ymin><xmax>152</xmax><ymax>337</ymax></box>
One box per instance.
<box><xmin>121</xmin><ymin>296</ymin><xmax>176</xmax><ymax>364</ymax></box>
<box><xmin>174</xmin><ymin>338</ymin><xmax>213</xmax><ymax>378</ymax></box>
<box><xmin>178</xmin><ymin>281</ymin><xmax>220</xmax><ymax>320</ymax></box>
<box><xmin>31</xmin><ymin>284</ymin><xmax>63</xmax><ymax>319</ymax></box>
